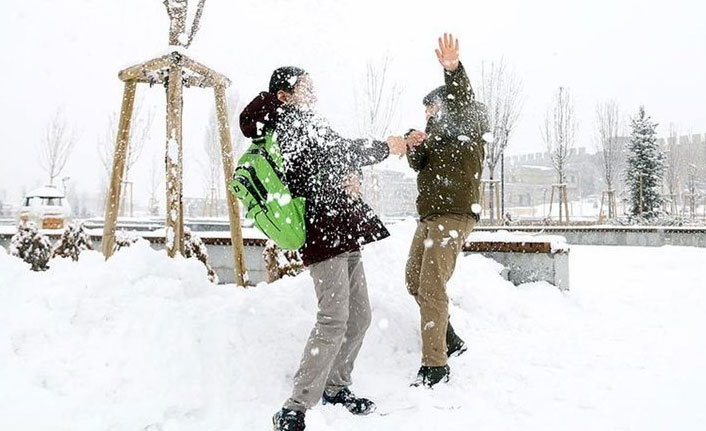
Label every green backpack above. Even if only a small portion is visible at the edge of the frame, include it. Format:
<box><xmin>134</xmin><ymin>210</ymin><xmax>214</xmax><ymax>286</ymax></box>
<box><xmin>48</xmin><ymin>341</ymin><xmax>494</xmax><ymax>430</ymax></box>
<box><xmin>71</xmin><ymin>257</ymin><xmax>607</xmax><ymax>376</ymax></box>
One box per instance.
<box><xmin>229</xmin><ymin>131</ymin><xmax>306</xmax><ymax>250</ymax></box>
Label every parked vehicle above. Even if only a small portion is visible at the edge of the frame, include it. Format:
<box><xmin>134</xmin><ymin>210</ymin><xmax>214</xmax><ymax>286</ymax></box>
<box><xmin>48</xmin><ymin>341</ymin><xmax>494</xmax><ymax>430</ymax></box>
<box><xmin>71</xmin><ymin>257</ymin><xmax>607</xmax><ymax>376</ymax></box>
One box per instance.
<box><xmin>18</xmin><ymin>186</ymin><xmax>72</xmax><ymax>230</ymax></box>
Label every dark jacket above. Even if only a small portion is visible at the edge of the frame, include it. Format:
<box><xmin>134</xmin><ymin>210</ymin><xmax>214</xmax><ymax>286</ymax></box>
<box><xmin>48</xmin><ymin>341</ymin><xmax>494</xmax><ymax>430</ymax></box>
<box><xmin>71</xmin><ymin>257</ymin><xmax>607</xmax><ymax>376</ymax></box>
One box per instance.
<box><xmin>240</xmin><ymin>94</ymin><xmax>390</xmax><ymax>266</ymax></box>
<box><xmin>408</xmin><ymin>63</ymin><xmax>489</xmax><ymax>221</ymax></box>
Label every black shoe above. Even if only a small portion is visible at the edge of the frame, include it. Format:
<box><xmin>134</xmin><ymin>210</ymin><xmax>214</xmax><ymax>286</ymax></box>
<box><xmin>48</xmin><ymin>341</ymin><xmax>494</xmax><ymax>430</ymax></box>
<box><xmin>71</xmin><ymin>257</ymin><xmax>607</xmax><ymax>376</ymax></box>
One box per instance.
<box><xmin>446</xmin><ymin>322</ymin><xmax>467</xmax><ymax>358</ymax></box>
<box><xmin>411</xmin><ymin>365</ymin><xmax>451</xmax><ymax>388</ymax></box>
<box><xmin>272</xmin><ymin>408</ymin><xmax>305</xmax><ymax>431</ymax></box>
<box><xmin>321</xmin><ymin>387</ymin><xmax>377</xmax><ymax>415</ymax></box>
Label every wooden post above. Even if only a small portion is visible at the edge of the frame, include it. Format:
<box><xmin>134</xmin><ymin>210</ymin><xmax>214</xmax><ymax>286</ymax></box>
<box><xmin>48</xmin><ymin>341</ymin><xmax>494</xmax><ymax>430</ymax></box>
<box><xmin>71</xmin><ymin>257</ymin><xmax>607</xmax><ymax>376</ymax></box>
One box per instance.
<box><xmin>548</xmin><ymin>186</ymin><xmax>555</xmax><ymax>219</ymax></box>
<box><xmin>598</xmin><ymin>191</ymin><xmax>606</xmax><ymax>222</ymax></box>
<box><xmin>494</xmin><ymin>180</ymin><xmax>501</xmax><ymax>221</ymax></box>
<box><xmin>165</xmin><ymin>61</ymin><xmax>185</xmax><ymax>257</ymax></box>
<box><xmin>214</xmin><ymin>84</ymin><xmax>248</xmax><ymax>286</ymax></box>
<box><xmin>563</xmin><ymin>185</ymin><xmax>570</xmax><ymax>223</ymax></box>
<box><xmin>103</xmin><ymin>81</ymin><xmax>137</xmax><ymax>259</ymax></box>
<box><xmin>166</xmin><ymin>0</ymin><xmax>188</xmax><ymax>46</ymax></box>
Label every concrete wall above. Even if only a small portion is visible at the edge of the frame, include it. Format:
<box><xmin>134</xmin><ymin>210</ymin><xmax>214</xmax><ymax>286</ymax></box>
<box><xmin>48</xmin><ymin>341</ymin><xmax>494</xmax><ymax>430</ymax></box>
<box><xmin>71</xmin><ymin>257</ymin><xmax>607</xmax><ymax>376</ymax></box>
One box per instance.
<box><xmin>475</xmin><ymin>227</ymin><xmax>706</xmax><ymax>248</ymax></box>
<box><xmin>470</xmin><ymin>251</ymin><xmax>570</xmax><ymax>291</ymax></box>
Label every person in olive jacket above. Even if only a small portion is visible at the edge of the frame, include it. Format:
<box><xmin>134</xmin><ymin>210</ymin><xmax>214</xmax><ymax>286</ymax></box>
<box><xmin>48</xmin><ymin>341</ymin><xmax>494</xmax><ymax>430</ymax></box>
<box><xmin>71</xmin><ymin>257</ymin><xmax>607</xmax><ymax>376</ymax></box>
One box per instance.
<box><xmin>240</xmin><ymin>67</ymin><xmax>407</xmax><ymax>430</ymax></box>
<box><xmin>405</xmin><ymin>33</ymin><xmax>489</xmax><ymax>388</ymax></box>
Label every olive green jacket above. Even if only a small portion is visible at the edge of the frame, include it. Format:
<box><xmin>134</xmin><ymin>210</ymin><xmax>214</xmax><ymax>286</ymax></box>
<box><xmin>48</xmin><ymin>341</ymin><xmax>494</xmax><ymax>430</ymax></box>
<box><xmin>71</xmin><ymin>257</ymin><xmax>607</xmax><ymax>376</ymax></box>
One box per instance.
<box><xmin>408</xmin><ymin>63</ymin><xmax>489</xmax><ymax>220</ymax></box>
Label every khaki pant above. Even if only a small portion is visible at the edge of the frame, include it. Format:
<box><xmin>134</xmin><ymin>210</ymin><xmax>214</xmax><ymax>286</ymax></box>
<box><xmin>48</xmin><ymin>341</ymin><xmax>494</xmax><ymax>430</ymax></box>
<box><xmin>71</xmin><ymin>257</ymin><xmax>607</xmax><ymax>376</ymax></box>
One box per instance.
<box><xmin>405</xmin><ymin>214</ymin><xmax>475</xmax><ymax>367</ymax></box>
<box><xmin>284</xmin><ymin>251</ymin><xmax>371</xmax><ymax>412</ymax></box>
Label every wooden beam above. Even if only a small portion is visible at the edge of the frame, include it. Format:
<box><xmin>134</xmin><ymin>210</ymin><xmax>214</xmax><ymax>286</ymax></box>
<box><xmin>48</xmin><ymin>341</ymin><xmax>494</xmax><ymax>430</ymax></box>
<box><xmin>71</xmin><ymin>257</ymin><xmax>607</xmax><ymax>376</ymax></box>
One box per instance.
<box><xmin>102</xmin><ymin>81</ymin><xmax>137</xmax><ymax>258</ymax></box>
<box><xmin>165</xmin><ymin>62</ymin><xmax>185</xmax><ymax>257</ymax></box>
<box><xmin>214</xmin><ymin>83</ymin><xmax>247</xmax><ymax>286</ymax></box>
<box><xmin>464</xmin><ymin>241</ymin><xmax>553</xmax><ymax>254</ymax></box>
<box><xmin>183</xmin><ymin>56</ymin><xmax>231</xmax><ymax>87</ymax></box>
<box><xmin>131</xmin><ymin>74</ymin><xmax>216</xmax><ymax>88</ymax></box>
<box><xmin>119</xmin><ymin>55</ymin><xmax>172</xmax><ymax>82</ymax></box>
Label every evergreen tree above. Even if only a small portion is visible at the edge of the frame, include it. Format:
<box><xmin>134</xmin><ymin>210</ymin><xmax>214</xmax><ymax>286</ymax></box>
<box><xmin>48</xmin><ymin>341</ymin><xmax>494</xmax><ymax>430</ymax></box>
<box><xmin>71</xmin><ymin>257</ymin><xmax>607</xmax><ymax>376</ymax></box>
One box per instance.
<box><xmin>9</xmin><ymin>223</ymin><xmax>53</xmax><ymax>271</ymax></box>
<box><xmin>624</xmin><ymin>106</ymin><xmax>665</xmax><ymax>219</ymax></box>
<box><xmin>53</xmin><ymin>222</ymin><xmax>94</xmax><ymax>261</ymax></box>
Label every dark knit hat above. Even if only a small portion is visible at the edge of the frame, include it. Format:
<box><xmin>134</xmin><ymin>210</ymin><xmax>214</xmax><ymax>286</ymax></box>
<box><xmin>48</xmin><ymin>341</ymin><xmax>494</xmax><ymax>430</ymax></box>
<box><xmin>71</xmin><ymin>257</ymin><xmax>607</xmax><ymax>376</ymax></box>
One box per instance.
<box><xmin>423</xmin><ymin>85</ymin><xmax>448</xmax><ymax>106</ymax></box>
<box><xmin>269</xmin><ymin>66</ymin><xmax>308</xmax><ymax>94</ymax></box>
<box><xmin>239</xmin><ymin>92</ymin><xmax>283</xmax><ymax>138</ymax></box>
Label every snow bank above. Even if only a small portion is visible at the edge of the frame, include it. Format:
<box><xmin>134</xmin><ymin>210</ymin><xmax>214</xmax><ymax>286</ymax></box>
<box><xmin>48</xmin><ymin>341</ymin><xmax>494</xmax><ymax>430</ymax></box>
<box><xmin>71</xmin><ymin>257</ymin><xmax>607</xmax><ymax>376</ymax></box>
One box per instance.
<box><xmin>1</xmin><ymin>221</ymin><xmax>705</xmax><ymax>430</ymax></box>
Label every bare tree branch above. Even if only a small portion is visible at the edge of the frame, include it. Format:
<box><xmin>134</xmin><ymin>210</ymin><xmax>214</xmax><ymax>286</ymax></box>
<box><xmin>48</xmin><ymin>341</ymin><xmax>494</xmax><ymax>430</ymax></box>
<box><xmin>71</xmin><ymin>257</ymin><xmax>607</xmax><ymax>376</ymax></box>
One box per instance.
<box><xmin>355</xmin><ymin>56</ymin><xmax>402</xmax><ymax>140</ymax></box>
<box><xmin>478</xmin><ymin>58</ymin><xmax>523</xmax><ymax>178</ymax></box>
<box><xmin>595</xmin><ymin>100</ymin><xmax>622</xmax><ymax>191</ymax></box>
<box><xmin>38</xmin><ymin>111</ymin><xmax>76</xmax><ymax>185</ymax></box>
<box><xmin>542</xmin><ymin>86</ymin><xmax>577</xmax><ymax>185</ymax></box>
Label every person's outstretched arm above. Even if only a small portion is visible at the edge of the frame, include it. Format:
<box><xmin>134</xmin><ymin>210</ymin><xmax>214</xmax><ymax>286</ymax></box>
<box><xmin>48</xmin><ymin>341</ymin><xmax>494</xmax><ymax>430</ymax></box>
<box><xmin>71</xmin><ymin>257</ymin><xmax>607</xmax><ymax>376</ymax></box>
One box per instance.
<box><xmin>436</xmin><ymin>33</ymin><xmax>474</xmax><ymax>114</ymax></box>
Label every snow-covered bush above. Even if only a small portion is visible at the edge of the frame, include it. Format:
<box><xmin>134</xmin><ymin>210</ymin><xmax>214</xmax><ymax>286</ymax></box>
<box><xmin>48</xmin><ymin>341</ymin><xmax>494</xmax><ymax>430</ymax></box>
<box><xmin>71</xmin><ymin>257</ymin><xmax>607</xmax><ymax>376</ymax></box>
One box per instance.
<box><xmin>263</xmin><ymin>240</ymin><xmax>304</xmax><ymax>282</ymax></box>
<box><xmin>183</xmin><ymin>228</ymin><xmax>218</xmax><ymax>284</ymax></box>
<box><xmin>9</xmin><ymin>222</ymin><xmax>53</xmax><ymax>271</ymax></box>
<box><xmin>53</xmin><ymin>222</ymin><xmax>94</xmax><ymax>261</ymax></box>
<box><xmin>113</xmin><ymin>230</ymin><xmax>140</xmax><ymax>252</ymax></box>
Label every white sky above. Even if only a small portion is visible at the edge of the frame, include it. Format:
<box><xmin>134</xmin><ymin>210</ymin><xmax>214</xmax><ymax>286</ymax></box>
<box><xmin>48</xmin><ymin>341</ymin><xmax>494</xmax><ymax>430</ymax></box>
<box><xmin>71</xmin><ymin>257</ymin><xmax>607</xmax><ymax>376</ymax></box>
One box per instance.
<box><xmin>0</xmin><ymin>0</ymin><xmax>704</xmax><ymax>206</ymax></box>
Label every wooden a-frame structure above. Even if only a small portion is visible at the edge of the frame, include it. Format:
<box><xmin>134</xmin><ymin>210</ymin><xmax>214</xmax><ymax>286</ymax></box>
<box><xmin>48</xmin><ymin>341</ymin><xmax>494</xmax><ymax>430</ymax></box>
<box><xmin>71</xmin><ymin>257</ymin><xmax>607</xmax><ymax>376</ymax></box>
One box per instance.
<box><xmin>102</xmin><ymin>0</ymin><xmax>247</xmax><ymax>286</ymax></box>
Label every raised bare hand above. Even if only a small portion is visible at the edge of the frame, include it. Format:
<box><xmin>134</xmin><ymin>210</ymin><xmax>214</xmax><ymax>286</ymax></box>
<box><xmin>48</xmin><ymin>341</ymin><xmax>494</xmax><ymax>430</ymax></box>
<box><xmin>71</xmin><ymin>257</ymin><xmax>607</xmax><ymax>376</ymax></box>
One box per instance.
<box><xmin>435</xmin><ymin>33</ymin><xmax>460</xmax><ymax>71</ymax></box>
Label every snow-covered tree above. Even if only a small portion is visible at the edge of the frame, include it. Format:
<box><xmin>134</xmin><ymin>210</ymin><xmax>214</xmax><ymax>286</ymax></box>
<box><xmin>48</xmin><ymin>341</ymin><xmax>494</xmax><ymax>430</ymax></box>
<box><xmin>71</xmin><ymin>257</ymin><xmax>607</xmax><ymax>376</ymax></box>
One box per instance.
<box><xmin>53</xmin><ymin>222</ymin><xmax>94</xmax><ymax>261</ymax></box>
<box><xmin>183</xmin><ymin>228</ymin><xmax>218</xmax><ymax>283</ymax></box>
<box><xmin>113</xmin><ymin>230</ymin><xmax>140</xmax><ymax>252</ymax></box>
<box><xmin>624</xmin><ymin>106</ymin><xmax>665</xmax><ymax>218</ymax></box>
<box><xmin>263</xmin><ymin>240</ymin><xmax>304</xmax><ymax>282</ymax></box>
<box><xmin>9</xmin><ymin>223</ymin><xmax>53</xmax><ymax>271</ymax></box>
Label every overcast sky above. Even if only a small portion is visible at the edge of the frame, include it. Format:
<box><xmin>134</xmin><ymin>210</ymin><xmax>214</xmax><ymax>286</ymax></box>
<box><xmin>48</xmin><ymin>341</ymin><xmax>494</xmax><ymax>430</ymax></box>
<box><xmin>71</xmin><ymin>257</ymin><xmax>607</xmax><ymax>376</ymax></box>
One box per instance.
<box><xmin>1</xmin><ymin>0</ymin><xmax>704</xmax><ymax>206</ymax></box>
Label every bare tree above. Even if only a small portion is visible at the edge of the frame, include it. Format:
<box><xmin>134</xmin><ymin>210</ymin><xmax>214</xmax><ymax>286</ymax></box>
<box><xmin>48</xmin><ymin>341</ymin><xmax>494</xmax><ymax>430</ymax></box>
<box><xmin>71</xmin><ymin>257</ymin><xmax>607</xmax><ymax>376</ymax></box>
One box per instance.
<box><xmin>98</xmin><ymin>102</ymin><xmax>154</xmax><ymax>215</ymax></box>
<box><xmin>201</xmin><ymin>113</ymin><xmax>223</xmax><ymax>217</ymax></box>
<box><xmin>355</xmin><ymin>56</ymin><xmax>402</xmax><ymax>139</ymax></box>
<box><xmin>354</xmin><ymin>56</ymin><xmax>402</xmax><ymax>214</ymax></box>
<box><xmin>542</xmin><ymin>86</ymin><xmax>577</xmax><ymax>220</ymax></box>
<box><xmin>477</xmin><ymin>58</ymin><xmax>523</xmax><ymax>221</ymax></box>
<box><xmin>147</xmin><ymin>155</ymin><xmax>162</xmax><ymax>216</ymax></box>
<box><xmin>200</xmin><ymin>91</ymin><xmax>241</xmax><ymax>217</ymax></box>
<box><xmin>664</xmin><ymin>124</ymin><xmax>682</xmax><ymax>214</ymax></box>
<box><xmin>38</xmin><ymin>112</ymin><xmax>76</xmax><ymax>186</ymax></box>
<box><xmin>595</xmin><ymin>100</ymin><xmax>623</xmax><ymax>192</ymax></box>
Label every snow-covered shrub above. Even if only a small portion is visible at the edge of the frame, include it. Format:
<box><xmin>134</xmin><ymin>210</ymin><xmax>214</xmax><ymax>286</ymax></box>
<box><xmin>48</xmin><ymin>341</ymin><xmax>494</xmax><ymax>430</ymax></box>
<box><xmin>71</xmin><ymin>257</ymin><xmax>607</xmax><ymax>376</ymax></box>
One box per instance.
<box><xmin>53</xmin><ymin>222</ymin><xmax>94</xmax><ymax>261</ymax></box>
<box><xmin>183</xmin><ymin>228</ymin><xmax>218</xmax><ymax>284</ymax></box>
<box><xmin>113</xmin><ymin>230</ymin><xmax>140</xmax><ymax>252</ymax></box>
<box><xmin>263</xmin><ymin>240</ymin><xmax>304</xmax><ymax>282</ymax></box>
<box><xmin>9</xmin><ymin>222</ymin><xmax>52</xmax><ymax>271</ymax></box>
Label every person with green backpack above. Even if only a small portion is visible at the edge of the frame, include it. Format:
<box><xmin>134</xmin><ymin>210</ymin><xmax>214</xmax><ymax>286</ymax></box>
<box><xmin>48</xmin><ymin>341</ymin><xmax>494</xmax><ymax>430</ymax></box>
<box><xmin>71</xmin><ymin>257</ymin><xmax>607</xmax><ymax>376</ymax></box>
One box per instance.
<box><xmin>238</xmin><ymin>66</ymin><xmax>407</xmax><ymax>431</ymax></box>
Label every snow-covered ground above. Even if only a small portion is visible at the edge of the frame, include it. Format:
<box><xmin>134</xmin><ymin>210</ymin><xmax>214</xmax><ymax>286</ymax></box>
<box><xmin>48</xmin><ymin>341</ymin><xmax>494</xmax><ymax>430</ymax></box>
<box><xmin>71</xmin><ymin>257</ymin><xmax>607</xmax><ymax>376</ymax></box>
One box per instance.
<box><xmin>1</xmin><ymin>220</ymin><xmax>704</xmax><ymax>431</ymax></box>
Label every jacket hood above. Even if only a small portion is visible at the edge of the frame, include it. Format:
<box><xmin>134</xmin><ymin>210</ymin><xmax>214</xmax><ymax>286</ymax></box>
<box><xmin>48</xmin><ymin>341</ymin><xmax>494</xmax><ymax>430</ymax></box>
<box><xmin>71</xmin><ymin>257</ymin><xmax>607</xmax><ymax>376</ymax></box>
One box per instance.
<box><xmin>239</xmin><ymin>91</ymin><xmax>283</xmax><ymax>138</ymax></box>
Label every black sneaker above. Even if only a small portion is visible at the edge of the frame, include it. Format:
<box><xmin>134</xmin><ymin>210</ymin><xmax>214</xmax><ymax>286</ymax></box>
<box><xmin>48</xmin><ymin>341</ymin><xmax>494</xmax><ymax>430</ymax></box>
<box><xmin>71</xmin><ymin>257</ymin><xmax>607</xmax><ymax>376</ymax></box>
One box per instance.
<box><xmin>321</xmin><ymin>387</ymin><xmax>377</xmax><ymax>415</ymax></box>
<box><xmin>411</xmin><ymin>365</ymin><xmax>451</xmax><ymax>388</ymax></box>
<box><xmin>446</xmin><ymin>322</ymin><xmax>467</xmax><ymax>358</ymax></box>
<box><xmin>272</xmin><ymin>408</ymin><xmax>305</xmax><ymax>431</ymax></box>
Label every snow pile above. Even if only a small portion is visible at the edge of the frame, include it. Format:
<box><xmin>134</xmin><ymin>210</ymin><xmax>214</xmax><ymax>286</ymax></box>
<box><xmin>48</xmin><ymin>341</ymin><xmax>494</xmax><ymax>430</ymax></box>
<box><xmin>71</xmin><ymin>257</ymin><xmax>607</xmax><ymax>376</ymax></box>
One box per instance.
<box><xmin>1</xmin><ymin>220</ymin><xmax>705</xmax><ymax>430</ymax></box>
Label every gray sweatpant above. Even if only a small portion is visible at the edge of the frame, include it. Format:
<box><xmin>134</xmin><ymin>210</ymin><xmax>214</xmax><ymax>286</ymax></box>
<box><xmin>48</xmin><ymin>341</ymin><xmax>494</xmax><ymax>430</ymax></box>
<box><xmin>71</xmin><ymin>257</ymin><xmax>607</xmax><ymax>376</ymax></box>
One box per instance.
<box><xmin>283</xmin><ymin>251</ymin><xmax>372</xmax><ymax>412</ymax></box>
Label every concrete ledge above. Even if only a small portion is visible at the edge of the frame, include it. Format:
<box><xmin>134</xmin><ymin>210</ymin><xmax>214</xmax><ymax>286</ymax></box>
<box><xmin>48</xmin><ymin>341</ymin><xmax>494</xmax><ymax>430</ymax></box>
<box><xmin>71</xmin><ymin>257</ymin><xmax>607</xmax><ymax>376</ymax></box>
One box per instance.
<box><xmin>464</xmin><ymin>232</ymin><xmax>570</xmax><ymax>291</ymax></box>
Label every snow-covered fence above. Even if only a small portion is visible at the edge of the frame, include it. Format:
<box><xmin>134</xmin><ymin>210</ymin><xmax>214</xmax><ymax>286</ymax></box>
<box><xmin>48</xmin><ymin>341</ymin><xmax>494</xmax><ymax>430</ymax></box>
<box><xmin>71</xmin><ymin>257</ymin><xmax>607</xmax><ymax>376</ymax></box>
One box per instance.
<box><xmin>464</xmin><ymin>232</ymin><xmax>570</xmax><ymax>290</ymax></box>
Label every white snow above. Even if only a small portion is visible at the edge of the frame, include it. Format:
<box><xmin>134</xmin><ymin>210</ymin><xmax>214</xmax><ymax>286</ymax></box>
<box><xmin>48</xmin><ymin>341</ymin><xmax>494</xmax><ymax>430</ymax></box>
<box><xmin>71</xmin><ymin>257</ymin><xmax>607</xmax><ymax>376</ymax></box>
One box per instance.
<box><xmin>467</xmin><ymin>230</ymin><xmax>570</xmax><ymax>252</ymax></box>
<box><xmin>1</xmin><ymin>221</ymin><xmax>705</xmax><ymax>430</ymax></box>
<box><xmin>25</xmin><ymin>186</ymin><xmax>65</xmax><ymax>198</ymax></box>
